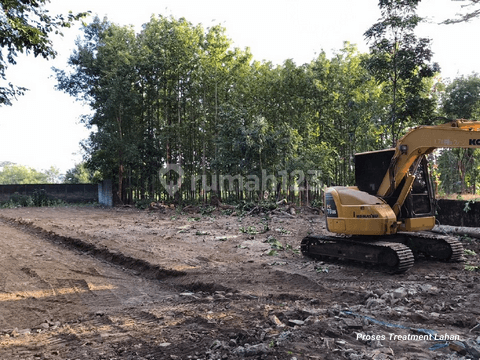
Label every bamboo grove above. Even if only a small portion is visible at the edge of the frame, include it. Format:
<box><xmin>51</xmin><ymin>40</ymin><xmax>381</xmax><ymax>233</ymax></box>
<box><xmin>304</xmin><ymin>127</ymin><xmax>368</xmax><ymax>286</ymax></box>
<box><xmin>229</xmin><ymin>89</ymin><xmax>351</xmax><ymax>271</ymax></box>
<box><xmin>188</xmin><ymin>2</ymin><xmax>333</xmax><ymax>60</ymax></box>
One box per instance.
<box><xmin>55</xmin><ymin>15</ymin><xmax>442</xmax><ymax>205</ymax></box>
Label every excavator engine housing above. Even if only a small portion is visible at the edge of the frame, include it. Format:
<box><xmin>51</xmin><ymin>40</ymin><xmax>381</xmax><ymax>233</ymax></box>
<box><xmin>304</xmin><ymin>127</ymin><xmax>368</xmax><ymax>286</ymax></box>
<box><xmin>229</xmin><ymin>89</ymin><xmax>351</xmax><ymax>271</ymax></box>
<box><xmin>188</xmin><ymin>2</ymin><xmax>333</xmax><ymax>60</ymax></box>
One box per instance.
<box><xmin>325</xmin><ymin>187</ymin><xmax>397</xmax><ymax>235</ymax></box>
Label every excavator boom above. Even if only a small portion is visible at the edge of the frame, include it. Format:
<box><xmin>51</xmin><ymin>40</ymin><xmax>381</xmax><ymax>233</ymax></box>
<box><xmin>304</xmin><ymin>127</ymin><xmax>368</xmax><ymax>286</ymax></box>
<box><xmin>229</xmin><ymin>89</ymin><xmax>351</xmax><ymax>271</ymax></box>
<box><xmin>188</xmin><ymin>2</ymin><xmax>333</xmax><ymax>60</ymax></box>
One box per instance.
<box><xmin>378</xmin><ymin>119</ymin><xmax>480</xmax><ymax>199</ymax></box>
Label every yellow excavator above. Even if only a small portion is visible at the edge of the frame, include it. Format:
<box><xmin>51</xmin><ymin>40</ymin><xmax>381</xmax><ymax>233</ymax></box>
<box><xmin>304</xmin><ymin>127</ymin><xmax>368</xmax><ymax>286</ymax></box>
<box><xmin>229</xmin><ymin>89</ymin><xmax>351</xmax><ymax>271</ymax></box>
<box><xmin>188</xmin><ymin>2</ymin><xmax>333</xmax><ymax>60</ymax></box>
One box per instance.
<box><xmin>302</xmin><ymin>119</ymin><xmax>480</xmax><ymax>272</ymax></box>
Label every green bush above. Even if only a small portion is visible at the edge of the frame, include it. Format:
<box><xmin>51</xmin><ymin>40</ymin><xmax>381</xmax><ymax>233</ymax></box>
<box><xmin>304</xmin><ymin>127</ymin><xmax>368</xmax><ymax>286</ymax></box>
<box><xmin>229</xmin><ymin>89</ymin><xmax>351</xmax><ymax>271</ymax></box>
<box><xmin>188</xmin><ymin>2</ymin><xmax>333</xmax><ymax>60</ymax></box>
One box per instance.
<box><xmin>32</xmin><ymin>189</ymin><xmax>49</xmax><ymax>206</ymax></box>
<box><xmin>134</xmin><ymin>198</ymin><xmax>156</xmax><ymax>210</ymax></box>
<box><xmin>1</xmin><ymin>190</ymin><xmax>65</xmax><ymax>208</ymax></box>
<box><xmin>9</xmin><ymin>192</ymin><xmax>33</xmax><ymax>207</ymax></box>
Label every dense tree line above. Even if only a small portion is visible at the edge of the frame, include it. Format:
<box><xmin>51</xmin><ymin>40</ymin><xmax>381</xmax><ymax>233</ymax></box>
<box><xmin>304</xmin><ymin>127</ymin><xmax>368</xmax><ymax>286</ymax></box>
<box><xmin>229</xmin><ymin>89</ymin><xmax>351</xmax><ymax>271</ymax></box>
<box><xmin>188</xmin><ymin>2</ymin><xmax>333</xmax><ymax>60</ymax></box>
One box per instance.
<box><xmin>0</xmin><ymin>163</ymin><xmax>61</xmax><ymax>184</ymax></box>
<box><xmin>2</xmin><ymin>1</ymin><xmax>479</xmax><ymax>204</ymax></box>
<box><xmin>54</xmin><ymin>12</ymin><xmax>445</xmax><ymax>204</ymax></box>
<box><xmin>436</xmin><ymin>74</ymin><xmax>480</xmax><ymax>195</ymax></box>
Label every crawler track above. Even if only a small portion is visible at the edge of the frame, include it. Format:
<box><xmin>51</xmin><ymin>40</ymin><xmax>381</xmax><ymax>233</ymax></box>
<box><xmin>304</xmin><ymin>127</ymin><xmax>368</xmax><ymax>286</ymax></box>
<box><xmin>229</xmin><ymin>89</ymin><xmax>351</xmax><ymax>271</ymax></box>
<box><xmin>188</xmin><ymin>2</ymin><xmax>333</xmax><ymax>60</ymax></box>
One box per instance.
<box><xmin>399</xmin><ymin>232</ymin><xmax>464</xmax><ymax>262</ymax></box>
<box><xmin>301</xmin><ymin>231</ymin><xmax>464</xmax><ymax>273</ymax></box>
<box><xmin>301</xmin><ymin>235</ymin><xmax>415</xmax><ymax>273</ymax></box>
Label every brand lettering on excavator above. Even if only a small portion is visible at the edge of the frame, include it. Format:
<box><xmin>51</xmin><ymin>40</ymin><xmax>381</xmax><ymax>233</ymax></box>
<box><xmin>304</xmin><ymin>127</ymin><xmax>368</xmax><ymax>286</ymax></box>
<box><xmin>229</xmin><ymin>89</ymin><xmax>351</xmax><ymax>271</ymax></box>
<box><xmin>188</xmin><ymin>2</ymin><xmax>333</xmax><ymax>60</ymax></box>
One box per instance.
<box><xmin>356</xmin><ymin>214</ymin><xmax>379</xmax><ymax>218</ymax></box>
<box><xmin>325</xmin><ymin>193</ymin><xmax>338</xmax><ymax>217</ymax></box>
<box><xmin>469</xmin><ymin>139</ymin><xmax>480</xmax><ymax>146</ymax></box>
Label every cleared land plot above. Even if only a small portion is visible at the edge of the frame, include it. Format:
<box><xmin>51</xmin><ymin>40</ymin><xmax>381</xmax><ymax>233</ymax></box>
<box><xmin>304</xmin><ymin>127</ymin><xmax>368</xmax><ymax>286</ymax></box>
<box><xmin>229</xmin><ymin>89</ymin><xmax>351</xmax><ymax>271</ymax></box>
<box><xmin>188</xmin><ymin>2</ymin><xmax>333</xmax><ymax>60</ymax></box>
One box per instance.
<box><xmin>0</xmin><ymin>206</ymin><xmax>478</xmax><ymax>359</ymax></box>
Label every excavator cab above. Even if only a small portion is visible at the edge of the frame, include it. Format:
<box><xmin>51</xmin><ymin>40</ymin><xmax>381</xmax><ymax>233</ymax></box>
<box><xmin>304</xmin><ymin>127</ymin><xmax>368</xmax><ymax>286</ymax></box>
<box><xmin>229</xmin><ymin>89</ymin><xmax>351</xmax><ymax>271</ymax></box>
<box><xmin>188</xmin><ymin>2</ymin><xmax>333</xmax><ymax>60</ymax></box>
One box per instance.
<box><xmin>355</xmin><ymin>150</ymin><xmax>435</xmax><ymax>221</ymax></box>
<box><xmin>325</xmin><ymin>150</ymin><xmax>437</xmax><ymax>236</ymax></box>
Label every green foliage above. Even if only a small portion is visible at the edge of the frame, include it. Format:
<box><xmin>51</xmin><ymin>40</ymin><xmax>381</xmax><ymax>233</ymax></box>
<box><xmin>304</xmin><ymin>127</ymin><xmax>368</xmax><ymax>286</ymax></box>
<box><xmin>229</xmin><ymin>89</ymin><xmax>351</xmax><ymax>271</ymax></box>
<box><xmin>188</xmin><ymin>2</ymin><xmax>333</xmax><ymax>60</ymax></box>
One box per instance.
<box><xmin>0</xmin><ymin>164</ymin><xmax>49</xmax><ymax>184</ymax></box>
<box><xmin>199</xmin><ymin>206</ymin><xmax>216</xmax><ymax>216</ymax></box>
<box><xmin>315</xmin><ymin>266</ymin><xmax>329</xmax><ymax>273</ymax></box>
<box><xmin>0</xmin><ymin>0</ymin><xmax>89</xmax><ymax>105</ymax></box>
<box><xmin>363</xmin><ymin>0</ymin><xmax>438</xmax><ymax>145</ymax></box>
<box><xmin>239</xmin><ymin>226</ymin><xmax>258</xmax><ymax>235</ymax></box>
<box><xmin>237</xmin><ymin>200</ymin><xmax>277</xmax><ymax>212</ymax></box>
<box><xmin>465</xmin><ymin>264</ymin><xmax>480</xmax><ymax>271</ymax></box>
<box><xmin>64</xmin><ymin>163</ymin><xmax>96</xmax><ymax>184</ymax></box>
<box><xmin>436</xmin><ymin>74</ymin><xmax>480</xmax><ymax>196</ymax></box>
<box><xmin>55</xmin><ymin>13</ymin><xmax>461</xmax><ymax>204</ymax></box>
<box><xmin>437</xmin><ymin>148</ymin><xmax>480</xmax><ymax>195</ymax></box>
<box><xmin>32</xmin><ymin>189</ymin><xmax>49</xmax><ymax>206</ymax></box>
<box><xmin>265</xmin><ymin>236</ymin><xmax>298</xmax><ymax>255</ymax></box>
<box><xmin>44</xmin><ymin>166</ymin><xmax>62</xmax><ymax>184</ymax></box>
<box><xmin>464</xmin><ymin>199</ymin><xmax>476</xmax><ymax>213</ymax></box>
<box><xmin>266</xmin><ymin>249</ymin><xmax>278</xmax><ymax>256</ymax></box>
<box><xmin>56</xmin><ymin>15</ymin><xmax>395</xmax><ymax>202</ymax></box>
<box><xmin>275</xmin><ymin>227</ymin><xmax>291</xmax><ymax>235</ymax></box>
<box><xmin>266</xmin><ymin>237</ymin><xmax>284</xmax><ymax>250</ymax></box>
<box><xmin>464</xmin><ymin>249</ymin><xmax>477</xmax><ymax>256</ymax></box>
<box><xmin>0</xmin><ymin>190</ymin><xmax>65</xmax><ymax>208</ymax></box>
<box><xmin>3</xmin><ymin>192</ymin><xmax>33</xmax><ymax>207</ymax></box>
<box><xmin>442</xmin><ymin>74</ymin><xmax>480</xmax><ymax>119</ymax></box>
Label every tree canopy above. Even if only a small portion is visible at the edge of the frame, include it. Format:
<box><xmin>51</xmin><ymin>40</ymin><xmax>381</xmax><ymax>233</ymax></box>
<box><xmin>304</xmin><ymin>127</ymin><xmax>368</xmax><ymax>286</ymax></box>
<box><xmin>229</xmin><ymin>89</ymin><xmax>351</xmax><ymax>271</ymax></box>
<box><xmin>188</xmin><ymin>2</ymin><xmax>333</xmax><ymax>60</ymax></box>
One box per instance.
<box><xmin>0</xmin><ymin>164</ymin><xmax>48</xmax><ymax>184</ymax></box>
<box><xmin>435</xmin><ymin>74</ymin><xmax>480</xmax><ymax>195</ymax></box>
<box><xmin>54</xmin><ymin>13</ymin><xmax>445</xmax><ymax>204</ymax></box>
<box><xmin>441</xmin><ymin>73</ymin><xmax>480</xmax><ymax>119</ymax></box>
<box><xmin>363</xmin><ymin>0</ymin><xmax>439</xmax><ymax>146</ymax></box>
<box><xmin>2</xmin><ymin>2</ymin><xmax>479</xmax><ymax>201</ymax></box>
<box><xmin>64</xmin><ymin>162</ymin><xmax>96</xmax><ymax>184</ymax></box>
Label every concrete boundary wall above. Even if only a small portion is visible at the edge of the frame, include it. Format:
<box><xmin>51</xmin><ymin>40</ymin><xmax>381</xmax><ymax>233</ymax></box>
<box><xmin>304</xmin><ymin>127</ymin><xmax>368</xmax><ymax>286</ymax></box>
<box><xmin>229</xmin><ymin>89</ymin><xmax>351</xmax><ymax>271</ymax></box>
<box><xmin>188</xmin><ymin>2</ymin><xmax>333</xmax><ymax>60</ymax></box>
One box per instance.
<box><xmin>436</xmin><ymin>199</ymin><xmax>480</xmax><ymax>227</ymax></box>
<box><xmin>0</xmin><ymin>184</ymin><xmax>98</xmax><ymax>203</ymax></box>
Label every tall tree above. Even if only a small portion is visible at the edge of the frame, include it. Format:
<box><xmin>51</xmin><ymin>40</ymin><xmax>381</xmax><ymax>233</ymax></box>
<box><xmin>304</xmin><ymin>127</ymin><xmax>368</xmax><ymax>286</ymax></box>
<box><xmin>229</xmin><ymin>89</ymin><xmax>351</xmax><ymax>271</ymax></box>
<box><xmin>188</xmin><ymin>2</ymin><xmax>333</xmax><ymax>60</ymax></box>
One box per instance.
<box><xmin>364</xmin><ymin>0</ymin><xmax>439</xmax><ymax>146</ymax></box>
<box><xmin>56</xmin><ymin>17</ymin><xmax>141</xmax><ymax>202</ymax></box>
<box><xmin>0</xmin><ymin>0</ymin><xmax>88</xmax><ymax>105</ymax></box>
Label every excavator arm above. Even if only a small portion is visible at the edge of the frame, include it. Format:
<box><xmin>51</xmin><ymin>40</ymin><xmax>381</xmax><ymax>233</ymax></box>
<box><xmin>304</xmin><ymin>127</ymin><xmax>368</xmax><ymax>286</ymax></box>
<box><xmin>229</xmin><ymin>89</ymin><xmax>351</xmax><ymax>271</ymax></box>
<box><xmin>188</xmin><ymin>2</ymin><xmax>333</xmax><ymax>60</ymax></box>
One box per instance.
<box><xmin>378</xmin><ymin>119</ymin><xmax>480</xmax><ymax>200</ymax></box>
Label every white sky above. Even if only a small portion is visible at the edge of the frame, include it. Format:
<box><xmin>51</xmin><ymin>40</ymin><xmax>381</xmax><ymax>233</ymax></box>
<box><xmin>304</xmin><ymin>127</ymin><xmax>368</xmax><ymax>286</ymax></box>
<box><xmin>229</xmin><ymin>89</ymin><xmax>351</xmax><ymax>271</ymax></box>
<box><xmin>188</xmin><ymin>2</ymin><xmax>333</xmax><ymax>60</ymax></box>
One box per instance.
<box><xmin>0</xmin><ymin>0</ymin><xmax>479</xmax><ymax>173</ymax></box>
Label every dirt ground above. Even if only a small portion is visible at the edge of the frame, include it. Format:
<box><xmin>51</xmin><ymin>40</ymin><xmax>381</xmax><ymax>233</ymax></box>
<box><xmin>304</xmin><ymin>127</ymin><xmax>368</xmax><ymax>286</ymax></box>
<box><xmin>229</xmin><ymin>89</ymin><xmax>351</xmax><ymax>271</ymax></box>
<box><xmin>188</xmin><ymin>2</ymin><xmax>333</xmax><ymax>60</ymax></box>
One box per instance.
<box><xmin>0</xmin><ymin>205</ymin><xmax>479</xmax><ymax>360</ymax></box>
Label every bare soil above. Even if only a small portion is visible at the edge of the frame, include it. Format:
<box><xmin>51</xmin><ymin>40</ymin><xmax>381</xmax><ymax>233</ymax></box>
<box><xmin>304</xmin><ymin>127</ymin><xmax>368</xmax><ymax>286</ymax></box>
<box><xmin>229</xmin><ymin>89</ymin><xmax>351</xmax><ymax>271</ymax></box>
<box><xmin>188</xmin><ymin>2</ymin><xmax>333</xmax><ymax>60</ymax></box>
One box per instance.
<box><xmin>0</xmin><ymin>205</ymin><xmax>479</xmax><ymax>360</ymax></box>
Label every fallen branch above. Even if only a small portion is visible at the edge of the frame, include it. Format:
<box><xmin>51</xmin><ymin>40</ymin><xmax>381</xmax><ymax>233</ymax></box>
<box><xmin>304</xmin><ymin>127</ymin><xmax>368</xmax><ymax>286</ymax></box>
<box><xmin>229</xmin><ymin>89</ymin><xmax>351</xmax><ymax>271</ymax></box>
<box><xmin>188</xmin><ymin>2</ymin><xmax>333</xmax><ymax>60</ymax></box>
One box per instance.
<box><xmin>210</xmin><ymin>196</ymin><xmax>236</xmax><ymax>210</ymax></box>
<box><xmin>431</xmin><ymin>225</ymin><xmax>480</xmax><ymax>239</ymax></box>
<box><xmin>306</xmin><ymin>206</ymin><xmax>321</xmax><ymax>214</ymax></box>
<box><xmin>182</xmin><ymin>205</ymin><xmax>199</xmax><ymax>213</ymax></box>
<box><xmin>246</xmin><ymin>206</ymin><xmax>260</xmax><ymax>216</ymax></box>
<box><xmin>271</xmin><ymin>209</ymin><xmax>295</xmax><ymax>218</ymax></box>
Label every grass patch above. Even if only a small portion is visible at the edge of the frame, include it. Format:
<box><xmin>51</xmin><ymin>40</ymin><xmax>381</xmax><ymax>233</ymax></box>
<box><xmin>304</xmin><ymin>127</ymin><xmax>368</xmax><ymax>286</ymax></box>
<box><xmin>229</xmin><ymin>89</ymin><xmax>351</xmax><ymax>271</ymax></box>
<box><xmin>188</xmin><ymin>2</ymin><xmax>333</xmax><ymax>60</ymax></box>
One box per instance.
<box><xmin>239</xmin><ymin>226</ymin><xmax>259</xmax><ymax>235</ymax></box>
<box><xmin>1</xmin><ymin>190</ymin><xmax>66</xmax><ymax>208</ymax></box>
<box><xmin>465</xmin><ymin>264</ymin><xmax>480</xmax><ymax>271</ymax></box>
<box><xmin>464</xmin><ymin>249</ymin><xmax>477</xmax><ymax>256</ymax></box>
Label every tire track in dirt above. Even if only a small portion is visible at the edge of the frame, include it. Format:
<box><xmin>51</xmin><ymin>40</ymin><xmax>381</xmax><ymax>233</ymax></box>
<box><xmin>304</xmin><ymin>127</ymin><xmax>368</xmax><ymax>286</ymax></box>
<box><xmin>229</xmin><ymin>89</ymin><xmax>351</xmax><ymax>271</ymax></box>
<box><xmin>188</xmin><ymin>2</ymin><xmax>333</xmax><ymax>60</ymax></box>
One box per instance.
<box><xmin>2</xmin><ymin>207</ymin><xmax>479</xmax><ymax>359</ymax></box>
<box><xmin>0</xmin><ymin>216</ymin><xmax>186</xmax><ymax>282</ymax></box>
<box><xmin>0</xmin><ymin>214</ymin><xmax>332</xmax><ymax>303</ymax></box>
<box><xmin>0</xmin><ymin>217</ymin><xmax>183</xmax><ymax>359</ymax></box>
